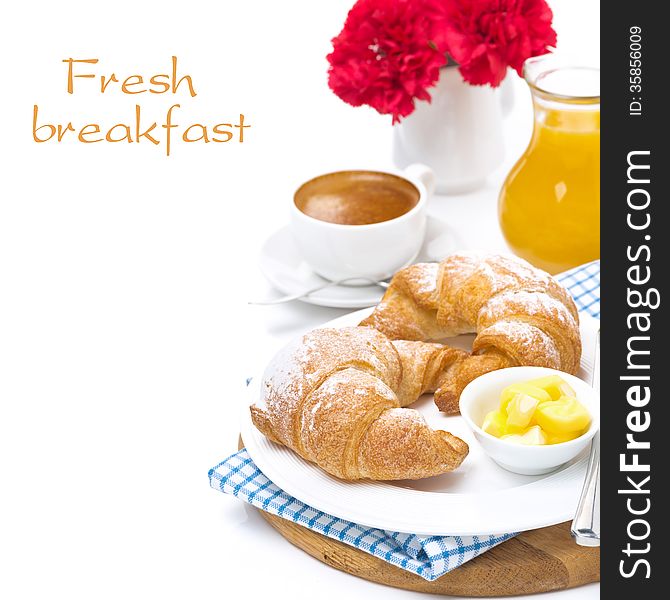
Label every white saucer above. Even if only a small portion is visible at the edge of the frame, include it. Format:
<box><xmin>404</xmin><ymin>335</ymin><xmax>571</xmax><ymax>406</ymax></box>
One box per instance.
<box><xmin>259</xmin><ymin>217</ymin><xmax>463</xmax><ymax>309</ymax></box>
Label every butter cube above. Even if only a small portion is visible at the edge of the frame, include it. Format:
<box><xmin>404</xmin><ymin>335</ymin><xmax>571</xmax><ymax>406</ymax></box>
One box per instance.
<box><xmin>535</xmin><ymin>396</ymin><xmax>591</xmax><ymax>434</ymax></box>
<box><xmin>505</xmin><ymin>393</ymin><xmax>540</xmax><ymax>429</ymax></box>
<box><xmin>482</xmin><ymin>410</ymin><xmax>507</xmax><ymax>438</ymax></box>
<box><xmin>502</xmin><ymin>425</ymin><xmax>547</xmax><ymax>446</ymax></box>
<box><xmin>545</xmin><ymin>429</ymin><xmax>586</xmax><ymax>445</ymax></box>
<box><xmin>525</xmin><ymin>375</ymin><xmax>576</xmax><ymax>401</ymax></box>
<box><xmin>500</xmin><ymin>383</ymin><xmax>551</xmax><ymax>411</ymax></box>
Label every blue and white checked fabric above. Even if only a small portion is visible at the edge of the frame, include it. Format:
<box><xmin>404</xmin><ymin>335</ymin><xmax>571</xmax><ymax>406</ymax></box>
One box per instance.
<box><xmin>209</xmin><ymin>449</ymin><xmax>515</xmax><ymax>580</ymax></box>
<box><xmin>556</xmin><ymin>260</ymin><xmax>600</xmax><ymax>318</ymax></box>
<box><xmin>209</xmin><ymin>261</ymin><xmax>600</xmax><ymax>581</ymax></box>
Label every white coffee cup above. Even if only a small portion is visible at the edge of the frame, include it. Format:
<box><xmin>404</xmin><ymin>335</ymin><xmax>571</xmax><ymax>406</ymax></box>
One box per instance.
<box><xmin>290</xmin><ymin>164</ymin><xmax>435</xmax><ymax>282</ymax></box>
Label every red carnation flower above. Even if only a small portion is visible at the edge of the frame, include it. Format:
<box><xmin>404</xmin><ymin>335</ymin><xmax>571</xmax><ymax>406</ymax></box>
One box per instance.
<box><xmin>327</xmin><ymin>0</ymin><xmax>447</xmax><ymax>124</ymax></box>
<box><xmin>435</xmin><ymin>0</ymin><xmax>557</xmax><ymax>86</ymax></box>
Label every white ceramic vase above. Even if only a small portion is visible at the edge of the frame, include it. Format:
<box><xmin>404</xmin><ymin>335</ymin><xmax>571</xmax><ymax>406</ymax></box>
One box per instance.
<box><xmin>392</xmin><ymin>66</ymin><xmax>509</xmax><ymax>194</ymax></box>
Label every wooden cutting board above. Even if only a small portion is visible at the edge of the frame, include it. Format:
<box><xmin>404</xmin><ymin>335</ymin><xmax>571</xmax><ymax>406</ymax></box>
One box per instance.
<box><xmin>238</xmin><ymin>440</ymin><xmax>599</xmax><ymax>596</ymax></box>
<box><xmin>256</xmin><ymin>513</ymin><xmax>598</xmax><ymax>596</ymax></box>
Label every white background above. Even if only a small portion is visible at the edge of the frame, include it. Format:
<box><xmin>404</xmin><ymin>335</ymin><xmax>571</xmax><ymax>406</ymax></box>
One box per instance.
<box><xmin>0</xmin><ymin>1</ymin><xmax>599</xmax><ymax>598</ymax></box>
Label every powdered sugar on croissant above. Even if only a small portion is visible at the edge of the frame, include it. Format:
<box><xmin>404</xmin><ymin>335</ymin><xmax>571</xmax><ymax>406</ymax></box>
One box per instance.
<box><xmin>250</xmin><ymin>327</ymin><xmax>468</xmax><ymax>480</ymax></box>
<box><xmin>360</xmin><ymin>252</ymin><xmax>581</xmax><ymax>414</ymax></box>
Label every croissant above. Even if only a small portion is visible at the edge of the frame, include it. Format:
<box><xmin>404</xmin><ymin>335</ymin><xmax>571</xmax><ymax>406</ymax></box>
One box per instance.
<box><xmin>360</xmin><ymin>252</ymin><xmax>581</xmax><ymax>414</ymax></box>
<box><xmin>250</xmin><ymin>326</ymin><xmax>469</xmax><ymax>480</ymax></box>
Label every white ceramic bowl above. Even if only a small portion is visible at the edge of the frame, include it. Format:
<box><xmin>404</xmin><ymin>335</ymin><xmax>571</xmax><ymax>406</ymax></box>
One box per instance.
<box><xmin>460</xmin><ymin>366</ymin><xmax>600</xmax><ymax>475</ymax></box>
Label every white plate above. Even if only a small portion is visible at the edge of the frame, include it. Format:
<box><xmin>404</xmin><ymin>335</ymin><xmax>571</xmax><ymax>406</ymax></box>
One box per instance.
<box><xmin>241</xmin><ymin>309</ymin><xmax>599</xmax><ymax>536</ymax></box>
<box><xmin>258</xmin><ymin>217</ymin><xmax>463</xmax><ymax>309</ymax></box>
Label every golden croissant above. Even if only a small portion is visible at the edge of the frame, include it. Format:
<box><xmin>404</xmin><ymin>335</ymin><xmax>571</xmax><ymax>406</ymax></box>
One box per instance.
<box><xmin>250</xmin><ymin>326</ymin><xmax>469</xmax><ymax>480</ymax></box>
<box><xmin>360</xmin><ymin>252</ymin><xmax>582</xmax><ymax>414</ymax></box>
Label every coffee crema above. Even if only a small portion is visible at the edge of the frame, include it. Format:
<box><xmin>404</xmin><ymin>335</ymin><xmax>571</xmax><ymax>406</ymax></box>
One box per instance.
<box><xmin>294</xmin><ymin>171</ymin><xmax>420</xmax><ymax>226</ymax></box>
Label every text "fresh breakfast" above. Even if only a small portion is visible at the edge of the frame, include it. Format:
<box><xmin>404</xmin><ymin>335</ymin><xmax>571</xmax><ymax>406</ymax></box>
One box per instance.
<box><xmin>32</xmin><ymin>56</ymin><xmax>249</xmax><ymax>157</ymax></box>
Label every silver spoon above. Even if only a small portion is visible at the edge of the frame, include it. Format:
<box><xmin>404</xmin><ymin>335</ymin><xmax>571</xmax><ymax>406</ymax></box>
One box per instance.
<box><xmin>571</xmin><ymin>329</ymin><xmax>600</xmax><ymax>547</ymax></box>
<box><xmin>249</xmin><ymin>278</ymin><xmax>390</xmax><ymax>306</ymax></box>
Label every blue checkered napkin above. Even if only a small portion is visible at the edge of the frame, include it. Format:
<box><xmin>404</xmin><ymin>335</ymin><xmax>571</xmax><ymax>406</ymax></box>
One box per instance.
<box><xmin>209</xmin><ymin>261</ymin><xmax>600</xmax><ymax>581</ymax></box>
<box><xmin>556</xmin><ymin>260</ymin><xmax>600</xmax><ymax>319</ymax></box>
<box><xmin>209</xmin><ymin>450</ymin><xmax>516</xmax><ymax>581</ymax></box>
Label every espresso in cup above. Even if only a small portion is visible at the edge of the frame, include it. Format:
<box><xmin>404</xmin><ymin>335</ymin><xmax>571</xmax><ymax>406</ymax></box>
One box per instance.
<box><xmin>290</xmin><ymin>165</ymin><xmax>434</xmax><ymax>282</ymax></box>
<box><xmin>294</xmin><ymin>171</ymin><xmax>420</xmax><ymax>226</ymax></box>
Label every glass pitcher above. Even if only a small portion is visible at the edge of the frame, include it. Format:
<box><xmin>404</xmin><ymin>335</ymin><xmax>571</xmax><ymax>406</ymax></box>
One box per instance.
<box><xmin>498</xmin><ymin>56</ymin><xmax>600</xmax><ymax>274</ymax></box>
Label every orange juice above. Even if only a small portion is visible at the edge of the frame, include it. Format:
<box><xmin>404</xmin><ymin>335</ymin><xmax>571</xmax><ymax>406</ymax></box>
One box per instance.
<box><xmin>499</xmin><ymin>60</ymin><xmax>600</xmax><ymax>274</ymax></box>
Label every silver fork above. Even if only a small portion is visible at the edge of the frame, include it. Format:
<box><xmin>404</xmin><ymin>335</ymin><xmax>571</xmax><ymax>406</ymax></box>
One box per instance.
<box><xmin>571</xmin><ymin>329</ymin><xmax>600</xmax><ymax>547</ymax></box>
<box><xmin>249</xmin><ymin>278</ymin><xmax>390</xmax><ymax>306</ymax></box>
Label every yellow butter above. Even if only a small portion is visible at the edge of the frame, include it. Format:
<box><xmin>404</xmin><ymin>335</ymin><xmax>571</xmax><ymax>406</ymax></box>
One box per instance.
<box><xmin>501</xmin><ymin>425</ymin><xmax>547</xmax><ymax>446</ymax></box>
<box><xmin>505</xmin><ymin>393</ymin><xmax>540</xmax><ymax>429</ymax></box>
<box><xmin>545</xmin><ymin>428</ymin><xmax>587</xmax><ymax>445</ymax></box>
<box><xmin>535</xmin><ymin>396</ymin><xmax>591</xmax><ymax>434</ymax></box>
<box><xmin>500</xmin><ymin>383</ymin><xmax>551</xmax><ymax>410</ymax></box>
<box><xmin>525</xmin><ymin>375</ymin><xmax>576</xmax><ymax>401</ymax></box>
<box><xmin>482</xmin><ymin>410</ymin><xmax>507</xmax><ymax>437</ymax></box>
<box><xmin>480</xmin><ymin>375</ymin><xmax>590</xmax><ymax>446</ymax></box>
